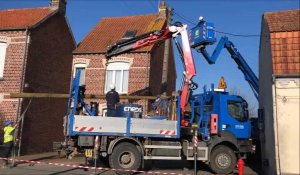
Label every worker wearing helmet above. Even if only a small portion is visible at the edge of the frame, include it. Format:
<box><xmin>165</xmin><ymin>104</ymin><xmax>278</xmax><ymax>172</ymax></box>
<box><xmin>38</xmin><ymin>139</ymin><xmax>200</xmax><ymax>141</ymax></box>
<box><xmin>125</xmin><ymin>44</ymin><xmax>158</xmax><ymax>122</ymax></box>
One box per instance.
<box><xmin>105</xmin><ymin>84</ymin><xmax>120</xmax><ymax>117</ymax></box>
<box><xmin>1</xmin><ymin>120</ymin><xmax>17</xmax><ymax>167</ymax></box>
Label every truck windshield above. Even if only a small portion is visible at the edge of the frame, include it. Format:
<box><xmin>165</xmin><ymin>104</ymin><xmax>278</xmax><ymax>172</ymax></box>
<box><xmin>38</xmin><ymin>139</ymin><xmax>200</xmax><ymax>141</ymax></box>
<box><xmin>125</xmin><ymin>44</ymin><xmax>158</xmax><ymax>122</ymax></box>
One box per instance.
<box><xmin>227</xmin><ymin>100</ymin><xmax>247</xmax><ymax>122</ymax></box>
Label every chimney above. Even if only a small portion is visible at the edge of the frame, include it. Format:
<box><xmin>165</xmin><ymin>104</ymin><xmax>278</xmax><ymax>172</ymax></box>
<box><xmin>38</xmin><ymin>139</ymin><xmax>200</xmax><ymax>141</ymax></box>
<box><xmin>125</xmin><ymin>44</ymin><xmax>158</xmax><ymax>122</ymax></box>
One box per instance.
<box><xmin>50</xmin><ymin>0</ymin><xmax>66</xmax><ymax>15</ymax></box>
<box><xmin>159</xmin><ymin>0</ymin><xmax>167</xmax><ymax>18</ymax></box>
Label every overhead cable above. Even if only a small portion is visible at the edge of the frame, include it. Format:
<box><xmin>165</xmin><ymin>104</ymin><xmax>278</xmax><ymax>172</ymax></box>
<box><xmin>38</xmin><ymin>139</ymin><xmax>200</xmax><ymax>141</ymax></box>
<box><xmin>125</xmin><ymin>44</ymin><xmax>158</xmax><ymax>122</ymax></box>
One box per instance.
<box><xmin>173</xmin><ymin>10</ymin><xmax>263</xmax><ymax>38</ymax></box>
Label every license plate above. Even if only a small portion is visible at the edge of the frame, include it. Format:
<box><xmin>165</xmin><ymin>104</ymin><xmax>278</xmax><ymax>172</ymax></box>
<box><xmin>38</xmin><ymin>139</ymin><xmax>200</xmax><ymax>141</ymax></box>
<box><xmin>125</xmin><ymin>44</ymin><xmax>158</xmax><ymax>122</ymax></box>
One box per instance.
<box><xmin>85</xmin><ymin>149</ymin><xmax>93</xmax><ymax>158</ymax></box>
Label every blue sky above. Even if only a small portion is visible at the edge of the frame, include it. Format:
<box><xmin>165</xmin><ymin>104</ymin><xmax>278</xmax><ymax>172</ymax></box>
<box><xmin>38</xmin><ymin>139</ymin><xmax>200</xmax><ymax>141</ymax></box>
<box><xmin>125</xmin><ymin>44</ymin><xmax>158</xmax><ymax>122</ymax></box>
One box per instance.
<box><xmin>1</xmin><ymin>0</ymin><xmax>299</xmax><ymax>110</ymax></box>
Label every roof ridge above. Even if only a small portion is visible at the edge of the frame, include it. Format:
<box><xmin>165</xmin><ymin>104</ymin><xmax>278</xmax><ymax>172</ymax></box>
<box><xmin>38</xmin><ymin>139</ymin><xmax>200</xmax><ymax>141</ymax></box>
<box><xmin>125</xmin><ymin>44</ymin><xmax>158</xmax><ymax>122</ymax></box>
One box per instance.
<box><xmin>102</xmin><ymin>13</ymin><xmax>159</xmax><ymax>20</ymax></box>
<box><xmin>0</xmin><ymin>7</ymin><xmax>51</xmax><ymax>12</ymax></box>
<box><xmin>264</xmin><ymin>9</ymin><xmax>300</xmax><ymax>15</ymax></box>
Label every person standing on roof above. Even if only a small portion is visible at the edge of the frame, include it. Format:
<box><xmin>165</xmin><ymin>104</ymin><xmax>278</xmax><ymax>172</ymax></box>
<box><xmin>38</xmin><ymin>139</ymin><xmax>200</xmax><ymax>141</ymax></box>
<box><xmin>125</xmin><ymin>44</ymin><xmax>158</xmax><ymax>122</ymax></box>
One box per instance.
<box><xmin>106</xmin><ymin>84</ymin><xmax>120</xmax><ymax>117</ymax></box>
<box><xmin>1</xmin><ymin>120</ymin><xmax>17</xmax><ymax>167</ymax></box>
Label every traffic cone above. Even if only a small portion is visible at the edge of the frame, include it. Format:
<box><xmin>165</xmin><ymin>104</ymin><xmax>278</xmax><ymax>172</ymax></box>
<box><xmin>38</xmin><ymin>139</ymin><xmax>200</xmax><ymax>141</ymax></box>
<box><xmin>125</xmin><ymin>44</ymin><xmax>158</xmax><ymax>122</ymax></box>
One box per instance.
<box><xmin>237</xmin><ymin>158</ymin><xmax>244</xmax><ymax>175</ymax></box>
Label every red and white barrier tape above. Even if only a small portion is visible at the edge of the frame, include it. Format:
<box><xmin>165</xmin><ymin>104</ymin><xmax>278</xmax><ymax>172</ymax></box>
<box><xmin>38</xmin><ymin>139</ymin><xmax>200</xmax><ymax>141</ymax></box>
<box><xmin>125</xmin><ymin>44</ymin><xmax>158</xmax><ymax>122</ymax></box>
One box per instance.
<box><xmin>0</xmin><ymin>157</ymin><xmax>190</xmax><ymax>175</ymax></box>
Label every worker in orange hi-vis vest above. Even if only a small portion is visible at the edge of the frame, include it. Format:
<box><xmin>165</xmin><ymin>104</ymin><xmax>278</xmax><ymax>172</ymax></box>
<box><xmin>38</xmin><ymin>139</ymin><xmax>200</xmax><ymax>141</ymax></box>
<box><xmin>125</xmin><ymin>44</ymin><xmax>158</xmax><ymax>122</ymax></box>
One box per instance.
<box><xmin>218</xmin><ymin>76</ymin><xmax>227</xmax><ymax>90</ymax></box>
<box><xmin>1</xmin><ymin>120</ymin><xmax>18</xmax><ymax>167</ymax></box>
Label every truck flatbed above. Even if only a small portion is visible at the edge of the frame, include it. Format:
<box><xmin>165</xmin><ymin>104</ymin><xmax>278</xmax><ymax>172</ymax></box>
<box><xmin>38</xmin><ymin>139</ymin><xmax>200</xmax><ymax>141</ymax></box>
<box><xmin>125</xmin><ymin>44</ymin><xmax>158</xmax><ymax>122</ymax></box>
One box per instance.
<box><xmin>69</xmin><ymin>115</ymin><xmax>180</xmax><ymax>138</ymax></box>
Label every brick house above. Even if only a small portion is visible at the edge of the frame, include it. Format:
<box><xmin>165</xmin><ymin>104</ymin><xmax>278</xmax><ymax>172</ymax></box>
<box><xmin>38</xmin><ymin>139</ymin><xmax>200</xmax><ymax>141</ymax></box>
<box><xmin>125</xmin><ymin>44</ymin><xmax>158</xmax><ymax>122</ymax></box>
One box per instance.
<box><xmin>259</xmin><ymin>9</ymin><xmax>299</xmax><ymax>174</ymax></box>
<box><xmin>0</xmin><ymin>0</ymin><xmax>75</xmax><ymax>154</ymax></box>
<box><xmin>72</xmin><ymin>3</ymin><xmax>176</xmax><ymax>115</ymax></box>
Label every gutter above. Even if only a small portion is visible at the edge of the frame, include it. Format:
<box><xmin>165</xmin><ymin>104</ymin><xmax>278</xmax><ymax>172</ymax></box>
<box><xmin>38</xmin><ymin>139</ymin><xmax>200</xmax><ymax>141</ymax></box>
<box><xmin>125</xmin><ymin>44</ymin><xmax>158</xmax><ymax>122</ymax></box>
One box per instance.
<box><xmin>273</xmin><ymin>74</ymin><xmax>300</xmax><ymax>78</ymax></box>
<box><xmin>72</xmin><ymin>51</ymin><xmax>103</xmax><ymax>54</ymax></box>
<box><xmin>0</xmin><ymin>27</ymin><xmax>29</xmax><ymax>31</ymax></box>
<box><xmin>72</xmin><ymin>50</ymin><xmax>153</xmax><ymax>55</ymax></box>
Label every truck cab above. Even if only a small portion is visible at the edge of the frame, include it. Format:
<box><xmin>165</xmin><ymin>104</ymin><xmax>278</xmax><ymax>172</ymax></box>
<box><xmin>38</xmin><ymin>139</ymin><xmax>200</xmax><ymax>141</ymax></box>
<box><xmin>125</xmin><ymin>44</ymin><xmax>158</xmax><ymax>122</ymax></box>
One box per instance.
<box><xmin>215</xmin><ymin>92</ymin><xmax>251</xmax><ymax>139</ymax></box>
<box><xmin>190</xmin><ymin>86</ymin><xmax>252</xmax><ymax>145</ymax></box>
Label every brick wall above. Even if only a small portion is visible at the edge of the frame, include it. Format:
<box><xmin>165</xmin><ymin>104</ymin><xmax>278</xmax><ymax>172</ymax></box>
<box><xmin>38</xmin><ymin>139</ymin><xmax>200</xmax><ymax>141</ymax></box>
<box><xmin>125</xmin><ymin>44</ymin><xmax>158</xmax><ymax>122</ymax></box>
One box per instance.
<box><xmin>19</xmin><ymin>13</ymin><xmax>75</xmax><ymax>154</ymax></box>
<box><xmin>0</xmin><ymin>31</ymin><xmax>28</xmax><ymax>93</ymax></box>
<box><xmin>0</xmin><ymin>30</ymin><xmax>27</xmax><ymax>140</ymax></box>
<box><xmin>128</xmin><ymin>53</ymin><xmax>151</xmax><ymax>95</ymax></box>
<box><xmin>149</xmin><ymin>44</ymin><xmax>164</xmax><ymax>96</ymax></box>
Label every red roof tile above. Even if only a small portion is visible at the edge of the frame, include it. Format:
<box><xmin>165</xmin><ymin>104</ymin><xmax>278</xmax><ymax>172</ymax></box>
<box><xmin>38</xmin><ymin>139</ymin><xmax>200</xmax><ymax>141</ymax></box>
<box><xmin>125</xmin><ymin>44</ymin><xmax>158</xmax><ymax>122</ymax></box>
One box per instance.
<box><xmin>264</xmin><ymin>10</ymin><xmax>300</xmax><ymax>75</ymax></box>
<box><xmin>0</xmin><ymin>7</ymin><xmax>56</xmax><ymax>29</ymax></box>
<box><xmin>264</xmin><ymin>9</ymin><xmax>300</xmax><ymax>32</ymax></box>
<box><xmin>74</xmin><ymin>14</ymin><xmax>166</xmax><ymax>53</ymax></box>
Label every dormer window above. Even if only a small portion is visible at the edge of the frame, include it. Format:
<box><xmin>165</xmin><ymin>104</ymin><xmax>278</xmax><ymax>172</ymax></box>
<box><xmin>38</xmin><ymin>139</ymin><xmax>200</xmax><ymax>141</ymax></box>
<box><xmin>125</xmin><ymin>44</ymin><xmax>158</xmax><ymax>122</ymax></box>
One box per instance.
<box><xmin>119</xmin><ymin>30</ymin><xmax>137</xmax><ymax>42</ymax></box>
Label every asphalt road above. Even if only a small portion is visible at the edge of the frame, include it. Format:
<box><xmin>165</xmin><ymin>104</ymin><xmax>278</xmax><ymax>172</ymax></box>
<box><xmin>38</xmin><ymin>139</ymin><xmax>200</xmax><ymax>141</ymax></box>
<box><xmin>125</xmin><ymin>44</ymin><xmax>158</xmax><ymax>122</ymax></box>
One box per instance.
<box><xmin>0</xmin><ymin>152</ymin><xmax>260</xmax><ymax>175</ymax></box>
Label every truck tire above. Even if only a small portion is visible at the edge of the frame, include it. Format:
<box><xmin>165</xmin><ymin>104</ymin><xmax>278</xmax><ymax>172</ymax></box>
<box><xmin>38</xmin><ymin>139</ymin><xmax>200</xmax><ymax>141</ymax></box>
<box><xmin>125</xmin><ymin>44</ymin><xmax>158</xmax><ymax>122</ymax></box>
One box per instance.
<box><xmin>109</xmin><ymin>142</ymin><xmax>141</xmax><ymax>171</ymax></box>
<box><xmin>209</xmin><ymin>145</ymin><xmax>237</xmax><ymax>174</ymax></box>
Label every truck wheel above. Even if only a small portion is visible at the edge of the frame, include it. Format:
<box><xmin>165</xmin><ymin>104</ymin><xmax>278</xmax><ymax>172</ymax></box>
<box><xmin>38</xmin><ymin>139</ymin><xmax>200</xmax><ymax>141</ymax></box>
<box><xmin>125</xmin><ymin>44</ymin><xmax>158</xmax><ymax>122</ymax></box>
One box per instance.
<box><xmin>209</xmin><ymin>145</ymin><xmax>237</xmax><ymax>174</ymax></box>
<box><xmin>109</xmin><ymin>142</ymin><xmax>141</xmax><ymax>171</ymax></box>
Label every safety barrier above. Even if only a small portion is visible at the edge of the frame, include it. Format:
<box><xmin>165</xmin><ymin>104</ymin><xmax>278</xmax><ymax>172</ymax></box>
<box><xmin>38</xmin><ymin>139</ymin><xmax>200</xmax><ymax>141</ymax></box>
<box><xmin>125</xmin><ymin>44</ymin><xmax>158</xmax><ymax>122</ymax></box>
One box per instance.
<box><xmin>0</xmin><ymin>157</ymin><xmax>191</xmax><ymax>175</ymax></box>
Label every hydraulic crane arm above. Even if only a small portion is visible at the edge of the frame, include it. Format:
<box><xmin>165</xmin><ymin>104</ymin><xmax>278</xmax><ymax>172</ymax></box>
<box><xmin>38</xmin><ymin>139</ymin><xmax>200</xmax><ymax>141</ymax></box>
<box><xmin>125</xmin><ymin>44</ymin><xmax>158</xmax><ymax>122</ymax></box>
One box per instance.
<box><xmin>106</xmin><ymin>22</ymin><xmax>196</xmax><ymax>119</ymax></box>
<box><xmin>198</xmin><ymin>36</ymin><xmax>259</xmax><ymax>100</ymax></box>
<box><xmin>106</xmin><ymin>30</ymin><xmax>172</xmax><ymax>58</ymax></box>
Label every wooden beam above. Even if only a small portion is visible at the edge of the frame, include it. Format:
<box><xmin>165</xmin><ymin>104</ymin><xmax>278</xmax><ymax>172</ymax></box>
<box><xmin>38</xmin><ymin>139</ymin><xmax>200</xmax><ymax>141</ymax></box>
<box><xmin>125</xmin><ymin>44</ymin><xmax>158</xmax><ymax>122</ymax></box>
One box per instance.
<box><xmin>9</xmin><ymin>93</ymin><xmax>159</xmax><ymax>100</ymax></box>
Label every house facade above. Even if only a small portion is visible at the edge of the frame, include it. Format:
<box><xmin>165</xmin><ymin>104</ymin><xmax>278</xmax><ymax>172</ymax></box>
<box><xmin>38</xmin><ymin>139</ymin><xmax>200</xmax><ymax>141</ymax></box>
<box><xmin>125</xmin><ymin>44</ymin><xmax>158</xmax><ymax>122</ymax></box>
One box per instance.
<box><xmin>0</xmin><ymin>0</ymin><xmax>75</xmax><ymax>154</ymax></box>
<box><xmin>259</xmin><ymin>9</ymin><xmax>299</xmax><ymax>175</ymax></box>
<box><xmin>72</xmin><ymin>3</ymin><xmax>176</xmax><ymax>116</ymax></box>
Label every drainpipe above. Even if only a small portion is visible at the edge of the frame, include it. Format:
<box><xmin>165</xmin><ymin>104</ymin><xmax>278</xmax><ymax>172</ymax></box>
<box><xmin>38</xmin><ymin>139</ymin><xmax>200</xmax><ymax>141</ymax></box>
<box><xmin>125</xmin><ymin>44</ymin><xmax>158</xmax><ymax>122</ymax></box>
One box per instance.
<box><xmin>16</xmin><ymin>28</ymin><xmax>30</xmax><ymax>156</ymax></box>
<box><xmin>272</xmin><ymin>75</ymin><xmax>281</xmax><ymax>174</ymax></box>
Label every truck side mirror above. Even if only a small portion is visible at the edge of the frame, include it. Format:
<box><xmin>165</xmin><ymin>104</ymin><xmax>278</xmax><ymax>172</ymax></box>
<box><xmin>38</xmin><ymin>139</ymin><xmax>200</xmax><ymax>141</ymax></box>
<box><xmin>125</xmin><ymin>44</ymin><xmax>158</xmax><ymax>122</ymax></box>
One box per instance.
<box><xmin>243</xmin><ymin>101</ymin><xmax>248</xmax><ymax>109</ymax></box>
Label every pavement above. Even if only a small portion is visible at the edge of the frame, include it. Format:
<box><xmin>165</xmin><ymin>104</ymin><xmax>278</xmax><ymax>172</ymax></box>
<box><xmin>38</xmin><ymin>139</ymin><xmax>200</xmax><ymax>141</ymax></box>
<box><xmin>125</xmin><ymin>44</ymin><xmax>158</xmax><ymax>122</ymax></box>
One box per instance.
<box><xmin>0</xmin><ymin>152</ymin><xmax>261</xmax><ymax>175</ymax></box>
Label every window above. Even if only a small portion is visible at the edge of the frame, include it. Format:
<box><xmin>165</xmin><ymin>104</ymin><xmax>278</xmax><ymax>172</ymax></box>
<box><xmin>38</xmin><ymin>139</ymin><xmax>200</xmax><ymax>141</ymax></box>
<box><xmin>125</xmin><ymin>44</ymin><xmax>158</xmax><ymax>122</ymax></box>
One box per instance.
<box><xmin>105</xmin><ymin>62</ymin><xmax>129</xmax><ymax>94</ymax></box>
<box><xmin>122</xmin><ymin>30</ymin><xmax>137</xmax><ymax>39</ymax></box>
<box><xmin>227</xmin><ymin>100</ymin><xmax>247</xmax><ymax>122</ymax></box>
<box><xmin>0</xmin><ymin>42</ymin><xmax>7</xmax><ymax>79</ymax></box>
<box><xmin>73</xmin><ymin>63</ymin><xmax>86</xmax><ymax>86</ymax></box>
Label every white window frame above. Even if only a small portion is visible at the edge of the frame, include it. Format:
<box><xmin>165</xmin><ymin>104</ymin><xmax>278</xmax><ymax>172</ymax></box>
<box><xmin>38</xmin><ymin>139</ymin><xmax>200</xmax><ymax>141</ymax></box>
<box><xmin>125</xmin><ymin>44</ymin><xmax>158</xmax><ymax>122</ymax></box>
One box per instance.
<box><xmin>105</xmin><ymin>62</ymin><xmax>130</xmax><ymax>94</ymax></box>
<box><xmin>73</xmin><ymin>63</ymin><xmax>87</xmax><ymax>86</ymax></box>
<box><xmin>0</xmin><ymin>42</ymin><xmax>8</xmax><ymax>79</ymax></box>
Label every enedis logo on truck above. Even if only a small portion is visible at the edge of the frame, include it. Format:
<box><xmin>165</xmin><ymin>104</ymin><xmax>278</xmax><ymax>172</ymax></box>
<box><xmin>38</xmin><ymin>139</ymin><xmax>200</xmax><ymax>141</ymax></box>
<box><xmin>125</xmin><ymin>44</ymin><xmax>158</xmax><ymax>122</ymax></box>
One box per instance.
<box><xmin>124</xmin><ymin>106</ymin><xmax>142</xmax><ymax>113</ymax></box>
<box><xmin>235</xmin><ymin>125</ymin><xmax>244</xmax><ymax>129</ymax></box>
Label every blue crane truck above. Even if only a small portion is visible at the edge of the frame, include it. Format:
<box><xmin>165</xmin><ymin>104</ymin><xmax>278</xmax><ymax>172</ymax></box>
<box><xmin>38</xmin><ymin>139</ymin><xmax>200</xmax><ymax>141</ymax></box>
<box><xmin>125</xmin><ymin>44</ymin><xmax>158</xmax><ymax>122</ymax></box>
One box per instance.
<box><xmin>62</xmin><ymin>20</ymin><xmax>255</xmax><ymax>174</ymax></box>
